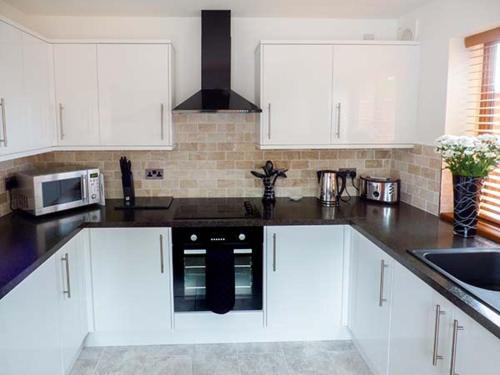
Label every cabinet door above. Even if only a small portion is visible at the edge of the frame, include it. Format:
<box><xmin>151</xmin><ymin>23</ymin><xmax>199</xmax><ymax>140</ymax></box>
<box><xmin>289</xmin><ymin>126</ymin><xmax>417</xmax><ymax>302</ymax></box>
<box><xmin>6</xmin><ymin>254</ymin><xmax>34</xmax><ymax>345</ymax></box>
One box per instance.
<box><xmin>452</xmin><ymin>307</ymin><xmax>500</xmax><ymax>375</ymax></box>
<box><xmin>57</xmin><ymin>232</ymin><xmax>89</xmax><ymax>373</ymax></box>
<box><xmin>90</xmin><ymin>228</ymin><xmax>172</xmax><ymax>332</ymax></box>
<box><xmin>97</xmin><ymin>44</ymin><xmax>171</xmax><ymax>146</ymax></box>
<box><xmin>333</xmin><ymin>45</ymin><xmax>418</xmax><ymax>145</ymax></box>
<box><xmin>0</xmin><ymin>21</ymin><xmax>26</xmax><ymax>155</ymax></box>
<box><xmin>22</xmin><ymin>33</ymin><xmax>54</xmax><ymax>151</ymax></box>
<box><xmin>349</xmin><ymin>229</ymin><xmax>393</xmax><ymax>375</ymax></box>
<box><xmin>389</xmin><ymin>263</ymin><xmax>454</xmax><ymax>375</ymax></box>
<box><xmin>260</xmin><ymin>44</ymin><xmax>333</xmax><ymax>147</ymax></box>
<box><xmin>0</xmin><ymin>257</ymin><xmax>63</xmax><ymax>375</ymax></box>
<box><xmin>54</xmin><ymin>44</ymin><xmax>100</xmax><ymax>146</ymax></box>
<box><xmin>265</xmin><ymin>225</ymin><xmax>344</xmax><ymax>336</ymax></box>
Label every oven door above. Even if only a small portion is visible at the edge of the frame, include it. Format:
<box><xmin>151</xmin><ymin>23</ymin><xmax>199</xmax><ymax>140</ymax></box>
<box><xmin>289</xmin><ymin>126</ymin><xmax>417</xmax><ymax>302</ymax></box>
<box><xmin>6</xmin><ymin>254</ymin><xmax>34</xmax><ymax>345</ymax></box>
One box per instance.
<box><xmin>174</xmin><ymin>245</ymin><xmax>263</xmax><ymax>312</ymax></box>
<box><xmin>33</xmin><ymin>170</ymin><xmax>89</xmax><ymax>215</ymax></box>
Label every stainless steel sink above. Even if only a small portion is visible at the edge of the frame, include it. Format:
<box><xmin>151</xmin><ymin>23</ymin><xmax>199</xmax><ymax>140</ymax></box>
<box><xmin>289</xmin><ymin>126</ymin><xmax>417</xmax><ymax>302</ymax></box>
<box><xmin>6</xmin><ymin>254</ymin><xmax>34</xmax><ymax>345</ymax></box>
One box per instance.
<box><xmin>411</xmin><ymin>248</ymin><xmax>500</xmax><ymax>313</ymax></box>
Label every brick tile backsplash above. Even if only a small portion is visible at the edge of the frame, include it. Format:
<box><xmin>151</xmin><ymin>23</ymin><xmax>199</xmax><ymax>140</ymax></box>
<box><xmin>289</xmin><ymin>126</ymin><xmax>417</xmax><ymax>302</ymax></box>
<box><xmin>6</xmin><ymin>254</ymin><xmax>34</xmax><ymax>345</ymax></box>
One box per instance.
<box><xmin>390</xmin><ymin>144</ymin><xmax>442</xmax><ymax>215</ymax></box>
<box><xmin>0</xmin><ymin>114</ymin><xmax>442</xmax><ymax>217</ymax></box>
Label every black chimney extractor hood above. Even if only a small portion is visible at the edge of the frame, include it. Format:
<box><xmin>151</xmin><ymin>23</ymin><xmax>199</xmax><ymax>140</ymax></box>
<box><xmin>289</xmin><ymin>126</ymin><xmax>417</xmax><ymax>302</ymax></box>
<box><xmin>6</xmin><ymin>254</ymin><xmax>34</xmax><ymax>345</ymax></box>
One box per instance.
<box><xmin>173</xmin><ymin>10</ymin><xmax>262</xmax><ymax>113</ymax></box>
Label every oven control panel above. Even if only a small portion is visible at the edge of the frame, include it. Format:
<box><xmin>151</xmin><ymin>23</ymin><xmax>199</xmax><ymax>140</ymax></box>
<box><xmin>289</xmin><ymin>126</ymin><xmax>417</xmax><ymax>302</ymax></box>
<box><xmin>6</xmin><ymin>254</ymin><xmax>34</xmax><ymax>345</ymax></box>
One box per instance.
<box><xmin>173</xmin><ymin>227</ymin><xmax>263</xmax><ymax>246</ymax></box>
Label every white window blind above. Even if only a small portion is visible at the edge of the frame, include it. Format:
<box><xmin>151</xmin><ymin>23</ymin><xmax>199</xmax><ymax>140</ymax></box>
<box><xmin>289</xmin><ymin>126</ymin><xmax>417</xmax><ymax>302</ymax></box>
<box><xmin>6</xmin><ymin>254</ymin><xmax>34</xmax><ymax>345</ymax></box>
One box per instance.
<box><xmin>468</xmin><ymin>40</ymin><xmax>500</xmax><ymax>224</ymax></box>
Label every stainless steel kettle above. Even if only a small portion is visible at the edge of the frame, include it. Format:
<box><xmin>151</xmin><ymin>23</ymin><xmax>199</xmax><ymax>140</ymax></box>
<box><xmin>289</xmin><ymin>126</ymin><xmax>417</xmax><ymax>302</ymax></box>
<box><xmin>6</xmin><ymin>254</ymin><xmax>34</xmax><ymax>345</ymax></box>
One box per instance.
<box><xmin>317</xmin><ymin>170</ymin><xmax>347</xmax><ymax>206</ymax></box>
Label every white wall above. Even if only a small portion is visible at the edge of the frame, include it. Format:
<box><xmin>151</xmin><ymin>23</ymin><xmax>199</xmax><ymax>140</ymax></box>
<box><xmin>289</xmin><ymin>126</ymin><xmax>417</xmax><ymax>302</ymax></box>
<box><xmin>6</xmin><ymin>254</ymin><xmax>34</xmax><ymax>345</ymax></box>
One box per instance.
<box><xmin>10</xmin><ymin>13</ymin><xmax>398</xmax><ymax>105</ymax></box>
<box><xmin>399</xmin><ymin>0</ymin><xmax>500</xmax><ymax>145</ymax></box>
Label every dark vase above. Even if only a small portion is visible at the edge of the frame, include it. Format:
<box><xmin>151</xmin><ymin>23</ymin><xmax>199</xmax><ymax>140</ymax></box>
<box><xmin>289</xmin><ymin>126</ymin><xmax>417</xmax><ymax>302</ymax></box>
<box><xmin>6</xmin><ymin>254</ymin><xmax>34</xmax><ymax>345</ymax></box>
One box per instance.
<box><xmin>452</xmin><ymin>175</ymin><xmax>484</xmax><ymax>238</ymax></box>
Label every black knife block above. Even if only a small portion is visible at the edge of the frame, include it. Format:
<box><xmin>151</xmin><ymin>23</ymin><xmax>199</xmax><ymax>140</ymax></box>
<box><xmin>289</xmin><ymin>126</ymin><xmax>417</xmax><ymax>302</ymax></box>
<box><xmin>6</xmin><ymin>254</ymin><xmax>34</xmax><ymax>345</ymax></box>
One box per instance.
<box><xmin>121</xmin><ymin>173</ymin><xmax>136</xmax><ymax>206</ymax></box>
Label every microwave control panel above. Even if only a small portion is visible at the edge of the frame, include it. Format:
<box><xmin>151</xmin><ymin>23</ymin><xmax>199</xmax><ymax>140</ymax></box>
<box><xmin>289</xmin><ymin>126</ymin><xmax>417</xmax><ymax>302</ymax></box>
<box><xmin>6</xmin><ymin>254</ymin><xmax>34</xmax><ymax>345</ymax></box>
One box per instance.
<box><xmin>88</xmin><ymin>170</ymin><xmax>101</xmax><ymax>204</ymax></box>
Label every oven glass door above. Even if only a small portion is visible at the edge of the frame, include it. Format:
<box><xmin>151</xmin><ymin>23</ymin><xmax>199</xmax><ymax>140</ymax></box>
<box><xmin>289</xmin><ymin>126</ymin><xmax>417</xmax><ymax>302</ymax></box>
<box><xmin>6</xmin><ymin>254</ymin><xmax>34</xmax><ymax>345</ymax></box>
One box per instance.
<box><xmin>175</xmin><ymin>246</ymin><xmax>262</xmax><ymax>312</ymax></box>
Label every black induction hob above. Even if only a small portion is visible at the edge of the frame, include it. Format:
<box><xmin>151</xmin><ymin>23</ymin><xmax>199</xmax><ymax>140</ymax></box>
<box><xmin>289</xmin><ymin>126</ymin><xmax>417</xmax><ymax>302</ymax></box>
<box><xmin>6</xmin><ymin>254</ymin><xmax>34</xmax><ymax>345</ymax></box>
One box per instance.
<box><xmin>174</xmin><ymin>200</ymin><xmax>260</xmax><ymax>220</ymax></box>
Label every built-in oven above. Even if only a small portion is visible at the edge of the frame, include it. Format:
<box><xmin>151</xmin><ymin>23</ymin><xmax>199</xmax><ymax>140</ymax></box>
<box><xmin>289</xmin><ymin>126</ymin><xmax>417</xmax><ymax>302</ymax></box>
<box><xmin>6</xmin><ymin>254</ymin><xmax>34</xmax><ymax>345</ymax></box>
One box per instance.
<box><xmin>13</xmin><ymin>167</ymin><xmax>102</xmax><ymax>216</ymax></box>
<box><xmin>172</xmin><ymin>226</ymin><xmax>263</xmax><ymax>314</ymax></box>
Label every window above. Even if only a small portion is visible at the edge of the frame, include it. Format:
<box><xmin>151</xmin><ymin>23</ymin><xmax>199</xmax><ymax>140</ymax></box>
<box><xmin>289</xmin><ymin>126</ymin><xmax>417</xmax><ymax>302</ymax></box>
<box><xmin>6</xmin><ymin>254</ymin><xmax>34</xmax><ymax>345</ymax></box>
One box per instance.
<box><xmin>465</xmin><ymin>27</ymin><xmax>500</xmax><ymax>234</ymax></box>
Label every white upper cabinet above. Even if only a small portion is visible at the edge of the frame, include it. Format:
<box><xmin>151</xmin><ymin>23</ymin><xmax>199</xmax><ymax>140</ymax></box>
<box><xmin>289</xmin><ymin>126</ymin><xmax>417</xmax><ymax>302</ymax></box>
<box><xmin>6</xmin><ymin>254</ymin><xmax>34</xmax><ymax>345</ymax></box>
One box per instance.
<box><xmin>54</xmin><ymin>44</ymin><xmax>100</xmax><ymax>146</ymax></box>
<box><xmin>333</xmin><ymin>45</ymin><xmax>418</xmax><ymax>145</ymax></box>
<box><xmin>257</xmin><ymin>42</ymin><xmax>419</xmax><ymax>149</ymax></box>
<box><xmin>97</xmin><ymin>44</ymin><xmax>173</xmax><ymax>147</ymax></box>
<box><xmin>0</xmin><ymin>22</ymin><xmax>54</xmax><ymax>158</ymax></box>
<box><xmin>22</xmin><ymin>33</ymin><xmax>54</xmax><ymax>151</ymax></box>
<box><xmin>259</xmin><ymin>44</ymin><xmax>334</xmax><ymax>148</ymax></box>
<box><xmin>0</xmin><ymin>21</ymin><xmax>25</xmax><ymax>156</ymax></box>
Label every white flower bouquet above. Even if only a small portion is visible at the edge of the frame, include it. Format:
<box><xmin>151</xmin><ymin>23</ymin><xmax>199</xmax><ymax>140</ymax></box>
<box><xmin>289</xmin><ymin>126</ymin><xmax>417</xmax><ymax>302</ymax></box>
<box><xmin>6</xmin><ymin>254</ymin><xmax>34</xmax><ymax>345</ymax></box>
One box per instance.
<box><xmin>436</xmin><ymin>134</ymin><xmax>500</xmax><ymax>177</ymax></box>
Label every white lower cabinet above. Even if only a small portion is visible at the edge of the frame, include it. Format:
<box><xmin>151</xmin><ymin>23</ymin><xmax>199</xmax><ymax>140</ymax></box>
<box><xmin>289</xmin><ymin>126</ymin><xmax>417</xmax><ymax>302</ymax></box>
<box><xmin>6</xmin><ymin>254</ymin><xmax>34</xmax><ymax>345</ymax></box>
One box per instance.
<box><xmin>58</xmin><ymin>231</ymin><xmax>89</xmax><ymax>374</ymax></box>
<box><xmin>0</xmin><ymin>231</ymin><xmax>88</xmax><ymax>375</ymax></box>
<box><xmin>90</xmin><ymin>228</ymin><xmax>172</xmax><ymax>334</ymax></box>
<box><xmin>349</xmin><ymin>229</ymin><xmax>393</xmax><ymax>375</ymax></box>
<box><xmin>350</xmin><ymin>229</ymin><xmax>500</xmax><ymax>375</ymax></box>
<box><xmin>265</xmin><ymin>225</ymin><xmax>346</xmax><ymax>339</ymax></box>
<box><xmin>389</xmin><ymin>263</ymin><xmax>454</xmax><ymax>375</ymax></box>
<box><xmin>453</xmin><ymin>307</ymin><xmax>500</xmax><ymax>375</ymax></box>
<box><xmin>0</xmin><ymin>256</ymin><xmax>62</xmax><ymax>375</ymax></box>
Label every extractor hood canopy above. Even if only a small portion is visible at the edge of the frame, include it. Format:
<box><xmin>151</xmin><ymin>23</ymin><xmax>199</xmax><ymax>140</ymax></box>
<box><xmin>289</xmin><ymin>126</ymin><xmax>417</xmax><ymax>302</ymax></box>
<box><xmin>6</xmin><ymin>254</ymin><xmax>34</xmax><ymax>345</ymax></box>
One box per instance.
<box><xmin>173</xmin><ymin>10</ymin><xmax>262</xmax><ymax>113</ymax></box>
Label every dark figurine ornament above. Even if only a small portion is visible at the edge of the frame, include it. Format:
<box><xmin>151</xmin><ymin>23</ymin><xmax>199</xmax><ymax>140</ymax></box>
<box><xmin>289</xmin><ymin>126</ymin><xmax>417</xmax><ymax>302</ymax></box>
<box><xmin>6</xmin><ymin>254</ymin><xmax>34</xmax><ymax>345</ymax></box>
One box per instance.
<box><xmin>251</xmin><ymin>160</ymin><xmax>288</xmax><ymax>202</ymax></box>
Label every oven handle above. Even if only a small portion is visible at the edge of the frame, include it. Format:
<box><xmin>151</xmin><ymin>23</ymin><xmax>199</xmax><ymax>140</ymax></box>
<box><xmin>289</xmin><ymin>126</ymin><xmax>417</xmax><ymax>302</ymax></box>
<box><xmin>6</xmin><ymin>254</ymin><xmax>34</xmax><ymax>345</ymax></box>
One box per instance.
<box><xmin>183</xmin><ymin>249</ymin><xmax>252</xmax><ymax>255</ymax></box>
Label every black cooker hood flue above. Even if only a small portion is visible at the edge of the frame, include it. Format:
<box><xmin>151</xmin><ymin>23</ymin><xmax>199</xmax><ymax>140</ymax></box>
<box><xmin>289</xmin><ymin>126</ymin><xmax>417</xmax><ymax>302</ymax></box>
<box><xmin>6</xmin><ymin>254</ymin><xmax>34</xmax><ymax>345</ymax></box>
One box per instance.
<box><xmin>173</xmin><ymin>10</ymin><xmax>262</xmax><ymax>113</ymax></box>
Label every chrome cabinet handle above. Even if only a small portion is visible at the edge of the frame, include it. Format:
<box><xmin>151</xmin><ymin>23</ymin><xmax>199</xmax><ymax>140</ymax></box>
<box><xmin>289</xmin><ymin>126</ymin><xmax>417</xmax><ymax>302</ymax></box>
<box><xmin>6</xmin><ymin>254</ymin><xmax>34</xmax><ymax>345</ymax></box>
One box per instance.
<box><xmin>59</xmin><ymin>103</ymin><xmax>64</xmax><ymax>140</ymax></box>
<box><xmin>160</xmin><ymin>103</ymin><xmax>165</xmax><ymax>140</ymax></box>
<box><xmin>272</xmin><ymin>233</ymin><xmax>277</xmax><ymax>272</ymax></box>
<box><xmin>267</xmin><ymin>103</ymin><xmax>272</xmax><ymax>140</ymax></box>
<box><xmin>0</xmin><ymin>98</ymin><xmax>7</xmax><ymax>146</ymax></box>
<box><xmin>450</xmin><ymin>320</ymin><xmax>464</xmax><ymax>375</ymax></box>
<box><xmin>160</xmin><ymin>234</ymin><xmax>165</xmax><ymax>274</ymax></box>
<box><xmin>62</xmin><ymin>253</ymin><xmax>71</xmax><ymax>298</ymax></box>
<box><xmin>335</xmin><ymin>102</ymin><xmax>341</xmax><ymax>138</ymax></box>
<box><xmin>433</xmin><ymin>304</ymin><xmax>446</xmax><ymax>365</ymax></box>
<box><xmin>378</xmin><ymin>259</ymin><xmax>388</xmax><ymax>307</ymax></box>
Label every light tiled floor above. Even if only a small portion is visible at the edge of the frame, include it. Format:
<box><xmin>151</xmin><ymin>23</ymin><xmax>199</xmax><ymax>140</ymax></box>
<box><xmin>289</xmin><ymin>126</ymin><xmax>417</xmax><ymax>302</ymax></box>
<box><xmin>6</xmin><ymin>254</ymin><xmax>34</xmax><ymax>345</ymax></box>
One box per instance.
<box><xmin>70</xmin><ymin>340</ymin><xmax>372</xmax><ymax>375</ymax></box>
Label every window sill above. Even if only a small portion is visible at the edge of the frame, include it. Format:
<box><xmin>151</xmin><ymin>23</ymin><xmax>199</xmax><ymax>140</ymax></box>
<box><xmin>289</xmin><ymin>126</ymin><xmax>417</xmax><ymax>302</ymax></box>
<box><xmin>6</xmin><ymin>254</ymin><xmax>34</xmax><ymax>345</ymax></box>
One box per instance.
<box><xmin>440</xmin><ymin>212</ymin><xmax>500</xmax><ymax>243</ymax></box>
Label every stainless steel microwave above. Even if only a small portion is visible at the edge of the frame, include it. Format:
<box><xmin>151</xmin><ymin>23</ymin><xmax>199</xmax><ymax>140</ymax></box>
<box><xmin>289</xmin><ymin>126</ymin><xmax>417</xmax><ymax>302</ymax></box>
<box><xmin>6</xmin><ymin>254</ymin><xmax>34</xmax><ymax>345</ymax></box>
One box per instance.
<box><xmin>13</xmin><ymin>167</ymin><xmax>103</xmax><ymax>216</ymax></box>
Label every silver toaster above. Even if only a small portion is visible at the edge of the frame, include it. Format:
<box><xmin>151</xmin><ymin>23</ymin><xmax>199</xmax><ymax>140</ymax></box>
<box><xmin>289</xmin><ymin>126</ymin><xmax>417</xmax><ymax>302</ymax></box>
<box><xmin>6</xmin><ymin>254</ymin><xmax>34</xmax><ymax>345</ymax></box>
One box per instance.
<box><xmin>360</xmin><ymin>175</ymin><xmax>400</xmax><ymax>204</ymax></box>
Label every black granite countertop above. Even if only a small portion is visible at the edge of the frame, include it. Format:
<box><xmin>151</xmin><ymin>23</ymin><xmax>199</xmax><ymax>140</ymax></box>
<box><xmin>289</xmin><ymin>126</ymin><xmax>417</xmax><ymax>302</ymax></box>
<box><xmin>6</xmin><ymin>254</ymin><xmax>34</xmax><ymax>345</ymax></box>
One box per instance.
<box><xmin>0</xmin><ymin>197</ymin><xmax>498</xmax><ymax>338</ymax></box>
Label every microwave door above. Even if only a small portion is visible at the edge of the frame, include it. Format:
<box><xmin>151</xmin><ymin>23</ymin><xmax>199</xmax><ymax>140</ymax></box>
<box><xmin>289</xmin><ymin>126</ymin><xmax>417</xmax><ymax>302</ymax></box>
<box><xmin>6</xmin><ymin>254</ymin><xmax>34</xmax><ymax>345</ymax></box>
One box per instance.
<box><xmin>34</xmin><ymin>171</ymin><xmax>89</xmax><ymax>215</ymax></box>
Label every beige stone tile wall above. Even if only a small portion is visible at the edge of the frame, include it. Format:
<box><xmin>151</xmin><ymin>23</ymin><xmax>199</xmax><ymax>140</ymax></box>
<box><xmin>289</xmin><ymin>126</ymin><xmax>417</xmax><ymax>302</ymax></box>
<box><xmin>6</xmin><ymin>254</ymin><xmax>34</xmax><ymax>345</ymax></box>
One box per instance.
<box><xmin>33</xmin><ymin>113</ymin><xmax>393</xmax><ymax>199</ymax></box>
<box><xmin>390</xmin><ymin>144</ymin><xmax>443</xmax><ymax>215</ymax></box>
<box><xmin>0</xmin><ymin>155</ymin><xmax>40</xmax><ymax>217</ymax></box>
<box><xmin>0</xmin><ymin>114</ymin><xmax>444</xmax><ymax>217</ymax></box>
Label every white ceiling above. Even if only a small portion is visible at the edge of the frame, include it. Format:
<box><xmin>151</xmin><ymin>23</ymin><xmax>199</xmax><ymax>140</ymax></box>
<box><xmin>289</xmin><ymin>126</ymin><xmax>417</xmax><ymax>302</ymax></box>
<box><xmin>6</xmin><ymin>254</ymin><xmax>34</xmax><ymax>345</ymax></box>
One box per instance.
<box><xmin>3</xmin><ymin>0</ymin><xmax>433</xmax><ymax>18</ymax></box>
